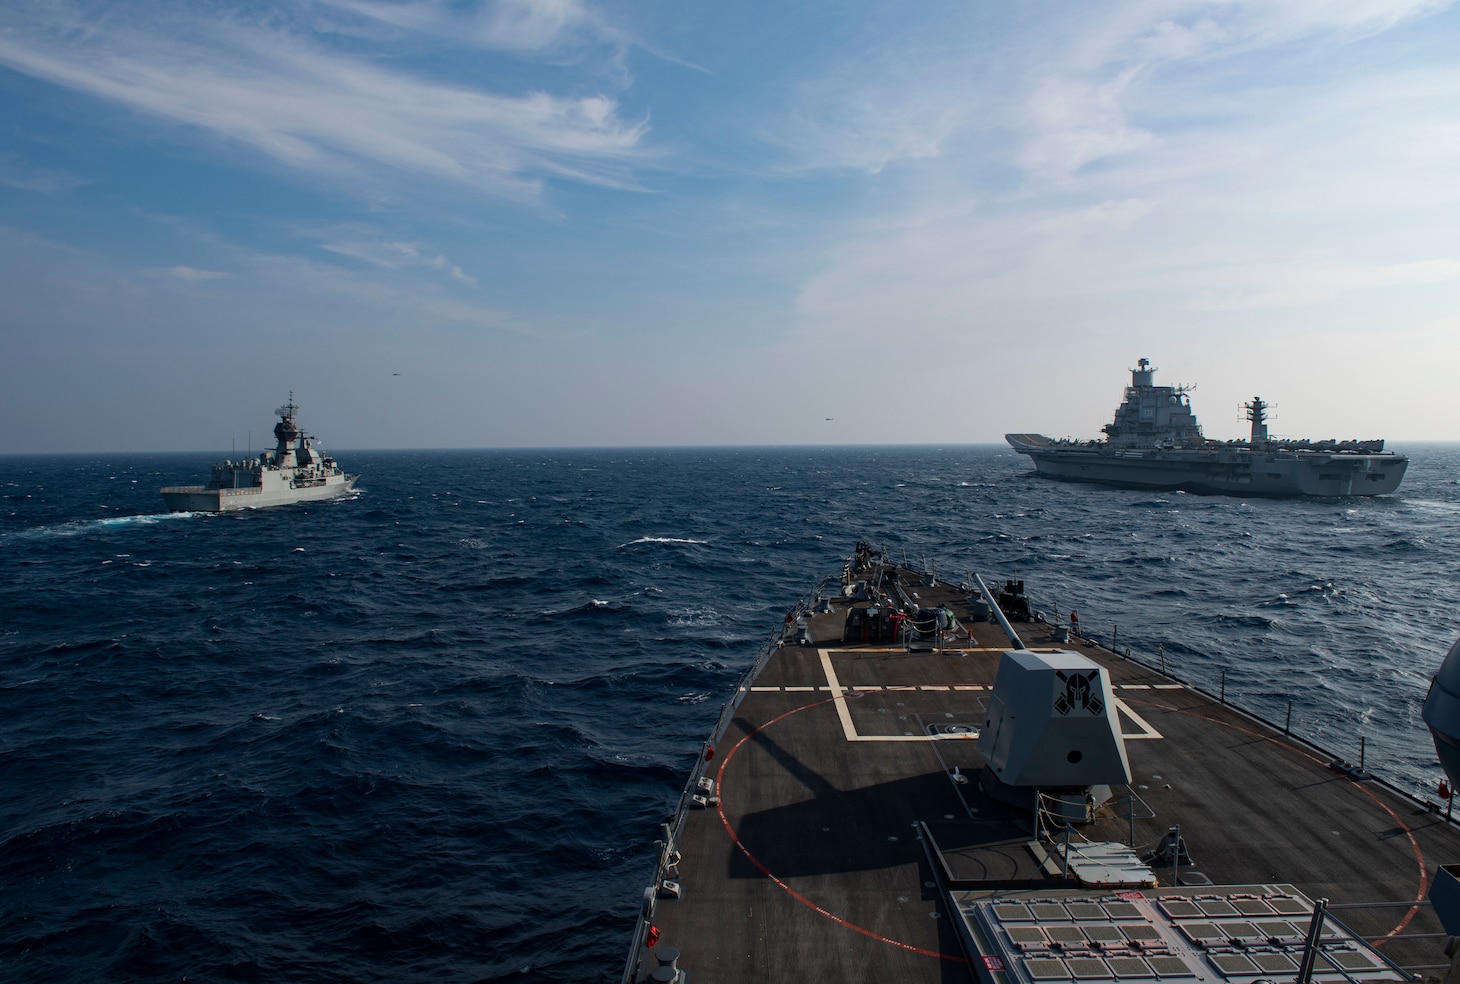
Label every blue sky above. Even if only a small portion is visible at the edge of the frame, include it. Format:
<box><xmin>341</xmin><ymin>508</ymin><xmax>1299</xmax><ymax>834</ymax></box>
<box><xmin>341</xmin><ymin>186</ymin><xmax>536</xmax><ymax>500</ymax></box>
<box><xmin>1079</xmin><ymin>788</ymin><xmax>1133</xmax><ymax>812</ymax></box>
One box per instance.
<box><xmin>2</xmin><ymin>0</ymin><xmax>1457</xmax><ymax>452</ymax></box>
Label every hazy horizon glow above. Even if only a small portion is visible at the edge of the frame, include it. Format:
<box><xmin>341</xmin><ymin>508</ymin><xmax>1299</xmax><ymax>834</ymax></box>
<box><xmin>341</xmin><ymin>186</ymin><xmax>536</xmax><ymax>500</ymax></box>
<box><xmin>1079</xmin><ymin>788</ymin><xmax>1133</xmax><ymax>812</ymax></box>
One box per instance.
<box><xmin>3</xmin><ymin>1</ymin><xmax>1458</xmax><ymax>452</ymax></box>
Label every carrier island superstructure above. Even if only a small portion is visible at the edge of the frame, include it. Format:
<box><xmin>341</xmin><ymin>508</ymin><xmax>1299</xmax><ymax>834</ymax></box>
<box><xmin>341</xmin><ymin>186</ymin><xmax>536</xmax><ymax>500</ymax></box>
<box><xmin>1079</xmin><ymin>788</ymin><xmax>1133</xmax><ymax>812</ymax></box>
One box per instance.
<box><xmin>159</xmin><ymin>396</ymin><xmax>356</xmax><ymax>512</ymax></box>
<box><xmin>1006</xmin><ymin>359</ymin><xmax>1407</xmax><ymax>496</ymax></box>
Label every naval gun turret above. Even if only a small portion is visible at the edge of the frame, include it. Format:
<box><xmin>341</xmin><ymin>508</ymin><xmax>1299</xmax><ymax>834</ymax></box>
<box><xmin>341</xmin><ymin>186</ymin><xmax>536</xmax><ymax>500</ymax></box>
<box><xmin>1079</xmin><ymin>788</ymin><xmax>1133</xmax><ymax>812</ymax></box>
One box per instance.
<box><xmin>977</xmin><ymin>649</ymin><xmax>1132</xmax><ymax>823</ymax></box>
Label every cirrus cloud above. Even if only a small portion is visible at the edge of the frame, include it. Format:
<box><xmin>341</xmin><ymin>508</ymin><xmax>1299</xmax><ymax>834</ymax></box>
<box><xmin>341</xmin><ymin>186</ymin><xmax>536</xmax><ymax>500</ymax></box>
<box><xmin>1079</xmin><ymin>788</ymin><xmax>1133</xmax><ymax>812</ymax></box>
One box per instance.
<box><xmin>0</xmin><ymin>1</ymin><xmax>651</xmax><ymax>203</ymax></box>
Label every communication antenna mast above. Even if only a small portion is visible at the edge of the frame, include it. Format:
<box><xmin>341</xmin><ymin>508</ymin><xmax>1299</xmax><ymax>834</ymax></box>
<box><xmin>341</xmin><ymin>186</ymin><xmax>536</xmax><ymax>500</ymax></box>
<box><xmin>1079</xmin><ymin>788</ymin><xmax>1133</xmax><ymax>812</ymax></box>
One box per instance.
<box><xmin>1243</xmin><ymin>396</ymin><xmax>1272</xmax><ymax>444</ymax></box>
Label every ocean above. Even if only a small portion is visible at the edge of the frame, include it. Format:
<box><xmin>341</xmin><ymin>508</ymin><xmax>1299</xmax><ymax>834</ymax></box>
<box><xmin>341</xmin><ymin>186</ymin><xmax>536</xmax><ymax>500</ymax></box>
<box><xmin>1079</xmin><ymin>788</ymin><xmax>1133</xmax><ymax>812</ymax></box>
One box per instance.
<box><xmin>3</xmin><ymin>444</ymin><xmax>1459</xmax><ymax>982</ymax></box>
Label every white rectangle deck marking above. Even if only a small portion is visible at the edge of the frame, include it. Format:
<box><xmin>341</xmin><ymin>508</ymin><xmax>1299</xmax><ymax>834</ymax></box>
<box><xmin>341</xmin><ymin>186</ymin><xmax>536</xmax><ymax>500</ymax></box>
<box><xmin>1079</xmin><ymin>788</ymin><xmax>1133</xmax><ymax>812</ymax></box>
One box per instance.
<box><xmin>1115</xmin><ymin>697</ymin><xmax>1163</xmax><ymax>740</ymax></box>
<box><xmin>817</xmin><ymin>650</ymin><xmax>986</xmax><ymax>743</ymax></box>
<box><xmin>1121</xmin><ymin>684</ymin><xmax>1151</xmax><ymax>690</ymax></box>
<box><xmin>785</xmin><ymin>686</ymin><xmax>815</xmax><ymax>692</ymax></box>
<box><xmin>853</xmin><ymin>685</ymin><xmax>883</xmax><ymax>691</ymax></box>
<box><xmin>1154</xmin><ymin>684</ymin><xmax>1184</xmax><ymax>690</ymax></box>
<box><xmin>921</xmin><ymin>686</ymin><xmax>950</xmax><ymax>691</ymax></box>
<box><xmin>954</xmin><ymin>685</ymin><xmax>983</xmax><ymax>691</ymax></box>
<box><xmin>751</xmin><ymin>686</ymin><xmax>779</xmax><ymax>692</ymax></box>
<box><xmin>818</xmin><ymin>649</ymin><xmax>859</xmax><ymax>740</ymax></box>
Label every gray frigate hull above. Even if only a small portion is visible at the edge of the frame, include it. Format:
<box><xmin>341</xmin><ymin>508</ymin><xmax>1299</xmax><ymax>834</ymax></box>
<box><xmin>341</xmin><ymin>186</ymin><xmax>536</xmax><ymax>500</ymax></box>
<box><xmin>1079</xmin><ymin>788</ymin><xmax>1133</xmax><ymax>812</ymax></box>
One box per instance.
<box><xmin>159</xmin><ymin>473</ymin><xmax>356</xmax><ymax>512</ymax></box>
<box><xmin>159</xmin><ymin>394</ymin><xmax>358</xmax><ymax>512</ymax></box>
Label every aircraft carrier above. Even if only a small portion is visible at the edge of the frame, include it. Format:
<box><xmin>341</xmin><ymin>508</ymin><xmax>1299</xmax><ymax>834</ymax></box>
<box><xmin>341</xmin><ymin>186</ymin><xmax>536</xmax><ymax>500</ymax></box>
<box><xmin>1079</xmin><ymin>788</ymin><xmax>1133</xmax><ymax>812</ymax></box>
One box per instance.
<box><xmin>623</xmin><ymin>543</ymin><xmax>1460</xmax><ymax>984</ymax></box>
<box><xmin>1006</xmin><ymin>360</ymin><xmax>1408</xmax><ymax>496</ymax></box>
<box><xmin>159</xmin><ymin>395</ymin><xmax>356</xmax><ymax>512</ymax></box>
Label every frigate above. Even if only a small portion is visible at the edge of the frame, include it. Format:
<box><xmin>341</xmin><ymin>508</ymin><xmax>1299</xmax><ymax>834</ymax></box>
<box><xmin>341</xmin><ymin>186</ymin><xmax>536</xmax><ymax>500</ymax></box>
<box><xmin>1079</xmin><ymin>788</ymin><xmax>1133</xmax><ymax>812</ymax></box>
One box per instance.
<box><xmin>159</xmin><ymin>395</ymin><xmax>357</xmax><ymax>512</ymax></box>
<box><xmin>624</xmin><ymin>543</ymin><xmax>1459</xmax><ymax>984</ymax></box>
<box><xmin>1006</xmin><ymin>359</ymin><xmax>1407</xmax><ymax>496</ymax></box>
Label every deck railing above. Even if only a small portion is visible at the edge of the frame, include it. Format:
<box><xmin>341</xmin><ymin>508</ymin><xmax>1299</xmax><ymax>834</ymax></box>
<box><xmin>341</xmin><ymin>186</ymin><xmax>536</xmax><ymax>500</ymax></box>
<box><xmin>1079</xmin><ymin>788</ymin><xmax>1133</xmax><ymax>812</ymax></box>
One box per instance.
<box><xmin>623</xmin><ymin>550</ymin><xmax>1456</xmax><ymax>983</ymax></box>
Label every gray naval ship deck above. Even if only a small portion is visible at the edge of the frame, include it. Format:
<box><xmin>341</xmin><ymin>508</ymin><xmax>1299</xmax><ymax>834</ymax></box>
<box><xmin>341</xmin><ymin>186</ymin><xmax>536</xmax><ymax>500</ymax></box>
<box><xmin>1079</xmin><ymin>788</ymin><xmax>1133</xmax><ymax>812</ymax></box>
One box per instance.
<box><xmin>625</xmin><ymin>547</ymin><xmax>1460</xmax><ymax>984</ymax></box>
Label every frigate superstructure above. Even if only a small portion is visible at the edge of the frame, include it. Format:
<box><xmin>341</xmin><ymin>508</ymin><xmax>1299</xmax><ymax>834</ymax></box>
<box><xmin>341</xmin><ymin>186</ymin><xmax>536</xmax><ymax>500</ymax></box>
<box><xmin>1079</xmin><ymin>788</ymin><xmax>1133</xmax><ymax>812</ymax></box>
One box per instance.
<box><xmin>1006</xmin><ymin>359</ymin><xmax>1407</xmax><ymax>496</ymax></box>
<box><xmin>623</xmin><ymin>544</ymin><xmax>1459</xmax><ymax>984</ymax></box>
<box><xmin>159</xmin><ymin>395</ymin><xmax>357</xmax><ymax>512</ymax></box>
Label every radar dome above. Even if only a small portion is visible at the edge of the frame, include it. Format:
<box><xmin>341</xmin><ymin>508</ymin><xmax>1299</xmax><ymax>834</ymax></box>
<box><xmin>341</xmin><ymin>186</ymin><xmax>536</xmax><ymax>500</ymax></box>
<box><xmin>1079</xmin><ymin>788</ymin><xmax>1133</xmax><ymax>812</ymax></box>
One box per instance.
<box><xmin>1423</xmin><ymin>635</ymin><xmax>1460</xmax><ymax>786</ymax></box>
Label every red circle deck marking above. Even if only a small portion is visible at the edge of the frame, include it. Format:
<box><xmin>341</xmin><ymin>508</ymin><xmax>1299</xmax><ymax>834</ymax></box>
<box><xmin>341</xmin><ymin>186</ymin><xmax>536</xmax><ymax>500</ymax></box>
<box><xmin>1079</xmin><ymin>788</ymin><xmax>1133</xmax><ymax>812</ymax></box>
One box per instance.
<box><xmin>715</xmin><ymin>688</ymin><xmax>1429</xmax><ymax>959</ymax></box>
<box><xmin>715</xmin><ymin>696</ymin><xmax>970</xmax><ymax>963</ymax></box>
<box><xmin>1125</xmin><ymin>695</ymin><xmax>1427</xmax><ymax>944</ymax></box>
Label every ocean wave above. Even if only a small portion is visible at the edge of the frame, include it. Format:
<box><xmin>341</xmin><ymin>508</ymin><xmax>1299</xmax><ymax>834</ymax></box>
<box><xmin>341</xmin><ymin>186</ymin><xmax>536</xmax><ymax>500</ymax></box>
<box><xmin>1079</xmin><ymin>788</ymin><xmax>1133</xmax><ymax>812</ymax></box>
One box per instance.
<box><xmin>43</xmin><ymin>637</ymin><xmax>122</xmax><ymax>655</ymax></box>
<box><xmin>0</xmin><ymin>511</ymin><xmax>199</xmax><ymax>544</ymax></box>
<box><xmin>665</xmin><ymin>607</ymin><xmax>722</xmax><ymax>627</ymax></box>
<box><xmin>4</xmin><ymin>445</ymin><xmax>1460</xmax><ymax>982</ymax></box>
<box><xmin>551</xmin><ymin>599</ymin><xmax>623</xmax><ymax>617</ymax></box>
<box><xmin>1203</xmin><ymin>612</ymin><xmax>1276</xmax><ymax>631</ymax></box>
<box><xmin>618</xmin><ymin>536</ymin><xmax>709</xmax><ymax>548</ymax></box>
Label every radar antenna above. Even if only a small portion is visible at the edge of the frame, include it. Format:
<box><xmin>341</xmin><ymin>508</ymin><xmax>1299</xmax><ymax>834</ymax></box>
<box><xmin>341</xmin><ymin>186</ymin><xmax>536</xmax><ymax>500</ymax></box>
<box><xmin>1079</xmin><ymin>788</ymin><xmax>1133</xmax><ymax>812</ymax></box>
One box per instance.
<box><xmin>1244</xmin><ymin>396</ymin><xmax>1270</xmax><ymax>444</ymax></box>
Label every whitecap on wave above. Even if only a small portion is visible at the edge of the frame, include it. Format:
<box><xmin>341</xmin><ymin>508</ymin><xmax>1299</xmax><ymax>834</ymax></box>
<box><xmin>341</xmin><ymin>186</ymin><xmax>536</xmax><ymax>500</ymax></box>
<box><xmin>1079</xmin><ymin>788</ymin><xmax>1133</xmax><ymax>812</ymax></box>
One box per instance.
<box><xmin>2</xmin><ymin>511</ymin><xmax>198</xmax><ymax>544</ymax></box>
<box><xmin>666</xmin><ymin>607</ymin><xmax>722</xmax><ymax>627</ymax></box>
<box><xmin>618</xmin><ymin>536</ymin><xmax>709</xmax><ymax>548</ymax></box>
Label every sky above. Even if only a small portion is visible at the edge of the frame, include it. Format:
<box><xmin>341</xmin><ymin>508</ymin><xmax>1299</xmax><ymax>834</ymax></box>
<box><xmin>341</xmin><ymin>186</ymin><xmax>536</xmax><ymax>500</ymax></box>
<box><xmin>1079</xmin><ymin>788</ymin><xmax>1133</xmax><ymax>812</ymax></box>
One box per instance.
<box><xmin>2</xmin><ymin>0</ymin><xmax>1458</xmax><ymax>453</ymax></box>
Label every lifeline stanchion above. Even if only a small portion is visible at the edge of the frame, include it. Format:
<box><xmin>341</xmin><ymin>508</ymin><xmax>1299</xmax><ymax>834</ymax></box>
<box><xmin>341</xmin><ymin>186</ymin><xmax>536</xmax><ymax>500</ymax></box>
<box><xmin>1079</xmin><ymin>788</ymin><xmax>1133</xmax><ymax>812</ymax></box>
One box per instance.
<box><xmin>1170</xmin><ymin>823</ymin><xmax>1181</xmax><ymax>887</ymax></box>
<box><xmin>1296</xmin><ymin>898</ymin><xmax>1329</xmax><ymax>984</ymax></box>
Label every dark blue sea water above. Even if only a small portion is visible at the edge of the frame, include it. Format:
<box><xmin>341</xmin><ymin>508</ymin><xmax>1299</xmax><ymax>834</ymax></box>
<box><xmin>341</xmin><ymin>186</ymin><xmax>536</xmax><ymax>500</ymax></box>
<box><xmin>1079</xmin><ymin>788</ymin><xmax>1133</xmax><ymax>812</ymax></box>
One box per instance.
<box><xmin>3</xmin><ymin>445</ymin><xmax>1459</xmax><ymax>982</ymax></box>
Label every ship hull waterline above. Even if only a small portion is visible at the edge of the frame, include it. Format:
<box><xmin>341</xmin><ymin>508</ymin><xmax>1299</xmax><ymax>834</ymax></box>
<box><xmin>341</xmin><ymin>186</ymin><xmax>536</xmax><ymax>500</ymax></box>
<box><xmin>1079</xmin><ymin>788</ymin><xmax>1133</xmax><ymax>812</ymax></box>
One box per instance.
<box><xmin>1009</xmin><ymin>443</ymin><xmax>1407</xmax><ymax>497</ymax></box>
<box><xmin>159</xmin><ymin>476</ymin><xmax>356</xmax><ymax>513</ymax></box>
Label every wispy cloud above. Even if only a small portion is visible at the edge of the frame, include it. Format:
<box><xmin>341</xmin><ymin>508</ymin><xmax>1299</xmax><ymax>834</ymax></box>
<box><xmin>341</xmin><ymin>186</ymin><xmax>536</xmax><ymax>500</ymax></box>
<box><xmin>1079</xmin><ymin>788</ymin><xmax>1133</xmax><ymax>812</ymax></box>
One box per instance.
<box><xmin>320</xmin><ymin>235</ymin><xmax>476</xmax><ymax>284</ymax></box>
<box><xmin>320</xmin><ymin>0</ymin><xmax>610</xmax><ymax>55</ymax></box>
<box><xmin>758</xmin><ymin>1</ymin><xmax>1450</xmax><ymax>183</ymax></box>
<box><xmin>769</xmin><ymin>88</ymin><xmax>970</xmax><ymax>176</ymax></box>
<box><xmin>1193</xmin><ymin>258</ymin><xmax>1460</xmax><ymax>310</ymax></box>
<box><xmin>153</xmin><ymin>265</ymin><xmax>232</xmax><ymax>281</ymax></box>
<box><xmin>1013</xmin><ymin>0</ymin><xmax>1453</xmax><ymax>183</ymax></box>
<box><xmin>1017</xmin><ymin>67</ymin><xmax>1156</xmax><ymax>182</ymax></box>
<box><xmin>0</xmin><ymin>1</ymin><xmax>651</xmax><ymax>202</ymax></box>
<box><xmin>233</xmin><ymin>246</ymin><xmax>543</xmax><ymax>338</ymax></box>
<box><xmin>754</xmin><ymin>13</ymin><xmax>994</xmax><ymax>176</ymax></box>
<box><xmin>315</xmin><ymin>0</ymin><xmax>704</xmax><ymax>82</ymax></box>
<box><xmin>0</xmin><ymin>153</ymin><xmax>88</xmax><ymax>195</ymax></box>
<box><xmin>777</xmin><ymin>0</ymin><xmax>1460</xmax><ymax>353</ymax></box>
